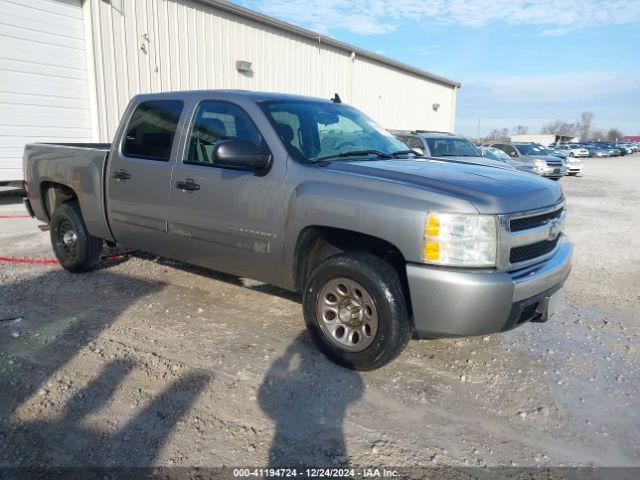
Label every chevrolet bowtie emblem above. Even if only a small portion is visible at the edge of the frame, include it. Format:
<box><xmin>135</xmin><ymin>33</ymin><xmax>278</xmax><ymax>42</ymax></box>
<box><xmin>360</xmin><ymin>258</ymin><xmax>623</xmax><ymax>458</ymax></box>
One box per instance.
<box><xmin>548</xmin><ymin>218</ymin><xmax>562</xmax><ymax>240</ymax></box>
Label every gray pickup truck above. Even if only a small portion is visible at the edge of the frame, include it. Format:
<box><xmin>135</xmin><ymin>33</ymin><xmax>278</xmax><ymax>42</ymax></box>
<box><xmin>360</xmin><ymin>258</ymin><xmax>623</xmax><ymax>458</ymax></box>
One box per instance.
<box><xmin>23</xmin><ymin>90</ymin><xmax>572</xmax><ymax>370</ymax></box>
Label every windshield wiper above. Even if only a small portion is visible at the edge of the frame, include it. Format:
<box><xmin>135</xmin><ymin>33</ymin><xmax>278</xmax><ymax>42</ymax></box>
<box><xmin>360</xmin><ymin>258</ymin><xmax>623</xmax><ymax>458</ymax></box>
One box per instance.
<box><xmin>435</xmin><ymin>153</ymin><xmax>477</xmax><ymax>157</ymax></box>
<box><xmin>390</xmin><ymin>149</ymin><xmax>422</xmax><ymax>158</ymax></box>
<box><xmin>312</xmin><ymin>150</ymin><xmax>393</xmax><ymax>162</ymax></box>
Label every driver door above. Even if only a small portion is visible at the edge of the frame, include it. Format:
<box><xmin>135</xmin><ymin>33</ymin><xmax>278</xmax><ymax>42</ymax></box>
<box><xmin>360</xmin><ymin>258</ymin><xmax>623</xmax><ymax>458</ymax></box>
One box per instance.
<box><xmin>168</xmin><ymin>99</ymin><xmax>286</xmax><ymax>282</ymax></box>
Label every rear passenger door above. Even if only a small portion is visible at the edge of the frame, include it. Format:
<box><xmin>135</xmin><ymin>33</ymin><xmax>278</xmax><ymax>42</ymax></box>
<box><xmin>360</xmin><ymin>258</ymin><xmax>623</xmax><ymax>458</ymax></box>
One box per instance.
<box><xmin>168</xmin><ymin>99</ymin><xmax>285</xmax><ymax>282</ymax></box>
<box><xmin>106</xmin><ymin>99</ymin><xmax>185</xmax><ymax>257</ymax></box>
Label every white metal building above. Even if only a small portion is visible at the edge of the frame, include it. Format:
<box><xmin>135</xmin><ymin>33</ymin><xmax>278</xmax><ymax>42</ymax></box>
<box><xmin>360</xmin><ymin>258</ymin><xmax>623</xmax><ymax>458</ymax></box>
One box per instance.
<box><xmin>0</xmin><ymin>0</ymin><xmax>460</xmax><ymax>182</ymax></box>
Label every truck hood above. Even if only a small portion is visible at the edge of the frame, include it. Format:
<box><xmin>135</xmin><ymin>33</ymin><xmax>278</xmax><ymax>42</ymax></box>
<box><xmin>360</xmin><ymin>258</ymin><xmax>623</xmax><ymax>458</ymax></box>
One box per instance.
<box><xmin>322</xmin><ymin>158</ymin><xmax>563</xmax><ymax>214</ymax></box>
<box><xmin>431</xmin><ymin>155</ymin><xmax>512</xmax><ymax>170</ymax></box>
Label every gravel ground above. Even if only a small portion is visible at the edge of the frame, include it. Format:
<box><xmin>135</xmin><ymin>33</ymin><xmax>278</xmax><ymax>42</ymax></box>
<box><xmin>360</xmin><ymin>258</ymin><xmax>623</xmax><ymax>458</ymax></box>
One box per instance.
<box><xmin>1</xmin><ymin>157</ymin><xmax>639</xmax><ymax>472</ymax></box>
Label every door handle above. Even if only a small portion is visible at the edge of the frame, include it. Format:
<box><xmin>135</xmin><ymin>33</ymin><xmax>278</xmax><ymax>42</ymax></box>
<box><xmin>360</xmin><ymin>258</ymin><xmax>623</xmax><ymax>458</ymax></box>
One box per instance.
<box><xmin>112</xmin><ymin>169</ymin><xmax>131</xmax><ymax>181</ymax></box>
<box><xmin>175</xmin><ymin>179</ymin><xmax>200</xmax><ymax>192</ymax></box>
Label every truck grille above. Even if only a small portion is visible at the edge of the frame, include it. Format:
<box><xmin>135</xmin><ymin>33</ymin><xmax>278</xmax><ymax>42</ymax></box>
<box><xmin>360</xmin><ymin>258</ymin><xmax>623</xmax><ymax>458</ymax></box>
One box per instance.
<box><xmin>499</xmin><ymin>202</ymin><xmax>566</xmax><ymax>269</ymax></box>
<box><xmin>510</xmin><ymin>237</ymin><xmax>560</xmax><ymax>263</ymax></box>
<box><xmin>510</xmin><ymin>207</ymin><xmax>564</xmax><ymax>232</ymax></box>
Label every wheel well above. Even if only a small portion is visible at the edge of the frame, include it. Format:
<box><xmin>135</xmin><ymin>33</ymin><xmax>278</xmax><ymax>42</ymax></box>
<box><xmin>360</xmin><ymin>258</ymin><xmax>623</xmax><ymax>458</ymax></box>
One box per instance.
<box><xmin>41</xmin><ymin>182</ymin><xmax>78</xmax><ymax>221</ymax></box>
<box><xmin>293</xmin><ymin>226</ymin><xmax>410</xmax><ymax>304</ymax></box>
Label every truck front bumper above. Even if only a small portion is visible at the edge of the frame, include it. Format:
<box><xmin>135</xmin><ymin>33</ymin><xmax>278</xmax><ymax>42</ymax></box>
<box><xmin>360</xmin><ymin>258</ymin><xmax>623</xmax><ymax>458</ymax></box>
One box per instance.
<box><xmin>539</xmin><ymin>166</ymin><xmax>566</xmax><ymax>178</ymax></box>
<box><xmin>407</xmin><ymin>242</ymin><xmax>573</xmax><ymax>337</ymax></box>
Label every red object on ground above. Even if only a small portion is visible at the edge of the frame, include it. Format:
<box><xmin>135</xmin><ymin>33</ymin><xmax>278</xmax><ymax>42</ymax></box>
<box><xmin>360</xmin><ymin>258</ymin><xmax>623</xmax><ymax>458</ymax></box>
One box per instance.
<box><xmin>0</xmin><ymin>256</ymin><xmax>59</xmax><ymax>264</ymax></box>
<box><xmin>0</xmin><ymin>252</ymin><xmax>134</xmax><ymax>265</ymax></box>
<box><xmin>0</xmin><ymin>215</ymin><xmax>135</xmax><ymax>264</ymax></box>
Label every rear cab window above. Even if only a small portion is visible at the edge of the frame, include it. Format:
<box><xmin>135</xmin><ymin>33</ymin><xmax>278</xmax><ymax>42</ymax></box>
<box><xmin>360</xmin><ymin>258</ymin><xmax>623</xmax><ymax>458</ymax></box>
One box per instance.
<box><xmin>122</xmin><ymin>100</ymin><xmax>184</xmax><ymax>161</ymax></box>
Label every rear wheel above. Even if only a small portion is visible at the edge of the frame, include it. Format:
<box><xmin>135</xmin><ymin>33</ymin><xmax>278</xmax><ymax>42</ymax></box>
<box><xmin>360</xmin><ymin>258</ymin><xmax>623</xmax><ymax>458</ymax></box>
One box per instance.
<box><xmin>50</xmin><ymin>202</ymin><xmax>103</xmax><ymax>273</ymax></box>
<box><xmin>302</xmin><ymin>252</ymin><xmax>411</xmax><ymax>370</ymax></box>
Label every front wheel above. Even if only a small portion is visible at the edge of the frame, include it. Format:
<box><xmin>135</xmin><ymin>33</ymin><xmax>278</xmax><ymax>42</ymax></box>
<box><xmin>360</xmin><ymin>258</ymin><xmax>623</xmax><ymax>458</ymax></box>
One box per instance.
<box><xmin>50</xmin><ymin>202</ymin><xmax>103</xmax><ymax>273</ymax></box>
<box><xmin>302</xmin><ymin>252</ymin><xmax>411</xmax><ymax>370</ymax></box>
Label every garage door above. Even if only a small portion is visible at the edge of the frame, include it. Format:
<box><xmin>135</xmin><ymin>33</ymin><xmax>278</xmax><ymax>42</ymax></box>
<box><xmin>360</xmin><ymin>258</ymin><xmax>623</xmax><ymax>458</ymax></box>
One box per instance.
<box><xmin>0</xmin><ymin>0</ymin><xmax>93</xmax><ymax>183</ymax></box>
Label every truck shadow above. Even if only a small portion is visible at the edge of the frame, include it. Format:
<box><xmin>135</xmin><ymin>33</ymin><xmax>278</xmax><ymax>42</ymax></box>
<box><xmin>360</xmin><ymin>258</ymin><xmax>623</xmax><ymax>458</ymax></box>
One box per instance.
<box><xmin>258</xmin><ymin>332</ymin><xmax>364</xmax><ymax>467</ymax></box>
<box><xmin>0</xmin><ymin>270</ymin><xmax>209</xmax><ymax>466</ymax></box>
<box><xmin>141</xmin><ymin>253</ymin><xmax>300</xmax><ymax>303</ymax></box>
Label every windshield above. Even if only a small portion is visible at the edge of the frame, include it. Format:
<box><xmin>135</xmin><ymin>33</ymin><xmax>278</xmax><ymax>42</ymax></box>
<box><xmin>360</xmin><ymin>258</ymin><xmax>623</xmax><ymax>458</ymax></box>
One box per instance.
<box><xmin>425</xmin><ymin>137</ymin><xmax>481</xmax><ymax>157</ymax></box>
<box><xmin>483</xmin><ymin>147</ymin><xmax>511</xmax><ymax>162</ymax></box>
<box><xmin>515</xmin><ymin>144</ymin><xmax>547</xmax><ymax>155</ymax></box>
<box><xmin>259</xmin><ymin>100</ymin><xmax>409</xmax><ymax>163</ymax></box>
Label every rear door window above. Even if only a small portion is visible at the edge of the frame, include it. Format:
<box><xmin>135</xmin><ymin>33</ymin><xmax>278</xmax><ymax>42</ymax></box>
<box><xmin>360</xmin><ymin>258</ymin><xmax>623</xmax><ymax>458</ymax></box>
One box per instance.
<box><xmin>122</xmin><ymin>100</ymin><xmax>184</xmax><ymax>161</ymax></box>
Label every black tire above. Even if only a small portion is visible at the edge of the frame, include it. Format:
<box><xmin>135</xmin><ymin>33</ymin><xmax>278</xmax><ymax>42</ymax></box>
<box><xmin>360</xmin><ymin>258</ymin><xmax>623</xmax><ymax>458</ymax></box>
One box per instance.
<box><xmin>302</xmin><ymin>252</ymin><xmax>411</xmax><ymax>370</ymax></box>
<box><xmin>50</xmin><ymin>202</ymin><xmax>103</xmax><ymax>273</ymax></box>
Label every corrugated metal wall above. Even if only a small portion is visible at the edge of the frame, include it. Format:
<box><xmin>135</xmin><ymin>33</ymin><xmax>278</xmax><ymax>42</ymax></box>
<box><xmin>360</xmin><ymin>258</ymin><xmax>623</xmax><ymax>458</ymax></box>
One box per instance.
<box><xmin>0</xmin><ymin>0</ymin><xmax>92</xmax><ymax>181</ymax></box>
<box><xmin>85</xmin><ymin>0</ymin><xmax>456</xmax><ymax>142</ymax></box>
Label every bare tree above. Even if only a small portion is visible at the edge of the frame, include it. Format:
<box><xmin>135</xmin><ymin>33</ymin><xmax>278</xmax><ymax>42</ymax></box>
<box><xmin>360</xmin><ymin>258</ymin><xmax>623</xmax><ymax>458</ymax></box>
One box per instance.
<box><xmin>606</xmin><ymin>128</ymin><xmax>623</xmax><ymax>141</ymax></box>
<box><xmin>487</xmin><ymin>128</ymin><xmax>508</xmax><ymax>140</ymax></box>
<box><xmin>576</xmin><ymin>112</ymin><xmax>594</xmax><ymax>140</ymax></box>
<box><xmin>591</xmin><ymin>128</ymin><xmax>605</xmax><ymax>140</ymax></box>
<box><xmin>512</xmin><ymin>125</ymin><xmax>529</xmax><ymax>135</ymax></box>
<box><xmin>541</xmin><ymin>120</ymin><xmax>577</xmax><ymax>137</ymax></box>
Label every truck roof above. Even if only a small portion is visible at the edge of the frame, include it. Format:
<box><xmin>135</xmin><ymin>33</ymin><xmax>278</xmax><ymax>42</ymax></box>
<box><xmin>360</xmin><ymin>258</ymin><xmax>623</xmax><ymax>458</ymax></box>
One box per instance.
<box><xmin>132</xmin><ymin>89</ymin><xmax>337</xmax><ymax>104</ymax></box>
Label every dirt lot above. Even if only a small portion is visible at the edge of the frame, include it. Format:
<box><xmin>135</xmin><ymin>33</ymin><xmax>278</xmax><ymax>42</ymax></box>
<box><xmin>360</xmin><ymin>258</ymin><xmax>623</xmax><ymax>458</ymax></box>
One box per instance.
<box><xmin>1</xmin><ymin>157</ymin><xmax>639</xmax><ymax>472</ymax></box>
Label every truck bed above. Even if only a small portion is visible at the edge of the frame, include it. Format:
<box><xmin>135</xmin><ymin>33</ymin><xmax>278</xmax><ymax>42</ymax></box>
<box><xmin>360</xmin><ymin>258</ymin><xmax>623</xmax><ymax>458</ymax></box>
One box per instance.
<box><xmin>24</xmin><ymin>142</ymin><xmax>114</xmax><ymax>242</ymax></box>
<box><xmin>37</xmin><ymin>142</ymin><xmax>112</xmax><ymax>150</ymax></box>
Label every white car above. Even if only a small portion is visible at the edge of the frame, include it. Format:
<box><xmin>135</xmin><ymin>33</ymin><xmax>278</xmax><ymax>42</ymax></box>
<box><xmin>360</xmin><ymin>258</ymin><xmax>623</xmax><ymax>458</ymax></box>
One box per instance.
<box><xmin>564</xmin><ymin>156</ymin><xmax>583</xmax><ymax>176</ymax></box>
<box><xmin>555</xmin><ymin>144</ymin><xmax>589</xmax><ymax>157</ymax></box>
<box><xmin>555</xmin><ymin>144</ymin><xmax>589</xmax><ymax>158</ymax></box>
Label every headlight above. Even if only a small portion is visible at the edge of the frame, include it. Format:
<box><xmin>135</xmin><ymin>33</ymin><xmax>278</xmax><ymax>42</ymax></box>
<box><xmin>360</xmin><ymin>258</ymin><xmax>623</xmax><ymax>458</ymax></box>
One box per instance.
<box><xmin>423</xmin><ymin>213</ymin><xmax>497</xmax><ymax>267</ymax></box>
<box><xmin>532</xmin><ymin>159</ymin><xmax>547</xmax><ymax>172</ymax></box>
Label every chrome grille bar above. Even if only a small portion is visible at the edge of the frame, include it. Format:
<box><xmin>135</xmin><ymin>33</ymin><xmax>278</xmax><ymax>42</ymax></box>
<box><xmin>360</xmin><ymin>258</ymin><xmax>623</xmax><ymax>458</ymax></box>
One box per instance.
<box><xmin>497</xmin><ymin>201</ymin><xmax>566</xmax><ymax>271</ymax></box>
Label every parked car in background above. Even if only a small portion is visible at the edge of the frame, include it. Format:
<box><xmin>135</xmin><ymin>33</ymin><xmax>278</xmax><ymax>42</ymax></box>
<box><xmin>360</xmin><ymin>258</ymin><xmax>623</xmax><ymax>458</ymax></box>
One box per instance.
<box><xmin>23</xmin><ymin>90</ymin><xmax>572</xmax><ymax>370</ymax></box>
<box><xmin>554</xmin><ymin>144</ymin><xmax>589</xmax><ymax>158</ymax></box>
<box><xmin>486</xmin><ymin>142</ymin><xmax>566</xmax><ymax>180</ymax></box>
<box><xmin>628</xmin><ymin>143</ymin><xmax>640</xmax><ymax>152</ymax></box>
<box><xmin>580</xmin><ymin>144</ymin><xmax>611</xmax><ymax>158</ymax></box>
<box><xmin>542</xmin><ymin>146</ymin><xmax>568</xmax><ymax>160</ymax></box>
<box><xmin>618</xmin><ymin>143</ymin><xmax>636</xmax><ymax>153</ymax></box>
<box><xmin>481</xmin><ymin>146</ymin><xmax>536</xmax><ymax>174</ymax></box>
<box><xmin>564</xmin><ymin>156</ymin><xmax>584</xmax><ymax>176</ymax></box>
<box><xmin>392</xmin><ymin>130</ymin><xmax>515</xmax><ymax>170</ymax></box>
<box><xmin>590</xmin><ymin>143</ymin><xmax>622</xmax><ymax>156</ymax></box>
<box><xmin>617</xmin><ymin>144</ymin><xmax>635</xmax><ymax>155</ymax></box>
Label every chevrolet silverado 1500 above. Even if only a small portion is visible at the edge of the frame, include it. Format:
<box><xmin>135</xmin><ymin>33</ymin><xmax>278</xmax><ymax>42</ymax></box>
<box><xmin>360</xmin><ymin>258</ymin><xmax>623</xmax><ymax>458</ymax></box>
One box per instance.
<box><xmin>23</xmin><ymin>90</ymin><xmax>572</xmax><ymax>370</ymax></box>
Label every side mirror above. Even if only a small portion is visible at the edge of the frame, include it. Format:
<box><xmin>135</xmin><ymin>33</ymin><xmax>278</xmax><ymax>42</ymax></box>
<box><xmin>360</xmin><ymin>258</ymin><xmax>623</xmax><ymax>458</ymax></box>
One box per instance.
<box><xmin>212</xmin><ymin>139</ymin><xmax>272</xmax><ymax>175</ymax></box>
<box><xmin>509</xmin><ymin>151</ymin><xmax>517</xmax><ymax>157</ymax></box>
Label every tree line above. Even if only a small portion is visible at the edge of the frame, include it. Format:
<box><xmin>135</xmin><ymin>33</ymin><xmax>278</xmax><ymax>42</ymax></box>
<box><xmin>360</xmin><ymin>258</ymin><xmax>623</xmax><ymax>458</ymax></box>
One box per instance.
<box><xmin>482</xmin><ymin>112</ymin><xmax>624</xmax><ymax>142</ymax></box>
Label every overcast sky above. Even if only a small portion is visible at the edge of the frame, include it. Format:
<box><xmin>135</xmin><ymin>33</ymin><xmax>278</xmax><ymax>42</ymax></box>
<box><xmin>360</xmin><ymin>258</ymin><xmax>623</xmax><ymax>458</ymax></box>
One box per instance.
<box><xmin>238</xmin><ymin>0</ymin><xmax>640</xmax><ymax>137</ymax></box>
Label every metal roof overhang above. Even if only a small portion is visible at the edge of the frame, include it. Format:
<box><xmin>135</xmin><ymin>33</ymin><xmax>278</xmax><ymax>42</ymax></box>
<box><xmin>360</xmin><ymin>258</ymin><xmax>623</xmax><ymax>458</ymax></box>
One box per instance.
<box><xmin>196</xmin><ymin>0</ymin><xmax>462</xmax><ymax>89</ymax></box>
